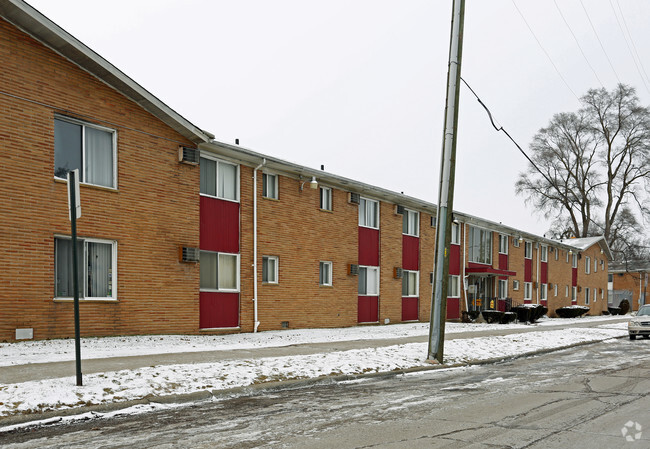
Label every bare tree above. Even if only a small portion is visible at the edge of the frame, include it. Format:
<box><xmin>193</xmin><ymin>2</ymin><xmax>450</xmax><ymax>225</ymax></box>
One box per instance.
<box><xmin>516</xmin><ymin>84</ymin><xmax>650</xmax><ymax>258</ymax></box>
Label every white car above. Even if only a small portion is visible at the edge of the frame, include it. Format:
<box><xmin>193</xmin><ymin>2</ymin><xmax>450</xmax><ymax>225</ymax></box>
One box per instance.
<box><xmin>628</xmin><ymin>305</ymin><xmax>650</xmax><ymax>340</ymax></box>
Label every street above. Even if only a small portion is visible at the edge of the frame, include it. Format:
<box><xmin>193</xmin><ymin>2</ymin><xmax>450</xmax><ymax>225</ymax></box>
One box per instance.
<box><xmin>2</xmin><ymin>338</ymin><xmax>649</xmax><ymax>448</ymax></box>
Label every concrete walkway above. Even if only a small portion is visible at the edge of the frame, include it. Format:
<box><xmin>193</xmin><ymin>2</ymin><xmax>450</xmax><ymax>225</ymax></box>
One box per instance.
<box><xmin>0</xmin><ymin>318</ymin><xmax>628</xmax><ymax>385</ymax></box>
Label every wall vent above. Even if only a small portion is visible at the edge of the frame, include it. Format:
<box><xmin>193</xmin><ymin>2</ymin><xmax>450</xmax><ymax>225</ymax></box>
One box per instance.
<box><xmin>394</xmin><ymin>267</ymin><xmax>403</xmax><ymax>279</ymax></box>
<box><xmin>348</xmin><ymin>192</ymin><xmax>361</xmax><ymax>204</ymax></box>
<box><xmin>429</xmin><ymin>272</ymin><xmax>434</xmax><ymax>284</ymax></box>
<box><xmin>348</xmin><ymin>264</ymin><xmax>359</xmax><ymax>276</ymax></box>
<box><xmin>180</xmin><ymin>246</ymin><xmax>199</xmax><ymax>263</ymax></box>
<box><xmin>178</xmin><ymin>146</ymin><xmax>200</xmax><ymax>165</ymax></box>
<box><xmin>395</xmin><ymin>205</ymin><xmax>405</xmax><ymax>215</ymax></box>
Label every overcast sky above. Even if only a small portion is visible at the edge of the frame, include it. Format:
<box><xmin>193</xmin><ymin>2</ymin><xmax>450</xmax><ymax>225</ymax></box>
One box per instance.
<box><xmin>25</xmin><ymin>0</ymin><xmax>650</xmax><ymax>237</ymax></box>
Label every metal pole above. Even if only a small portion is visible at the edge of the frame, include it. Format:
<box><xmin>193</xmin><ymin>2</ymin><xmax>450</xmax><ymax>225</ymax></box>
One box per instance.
<box><xmin>69</xmin><ymin>170</ymin><xmax>83</xmax><ymax>386</ymax></box>
<box><xmin>428</xmin><ymin>0</ymin><xmax>465</xmax><ymax>363</ymax></box>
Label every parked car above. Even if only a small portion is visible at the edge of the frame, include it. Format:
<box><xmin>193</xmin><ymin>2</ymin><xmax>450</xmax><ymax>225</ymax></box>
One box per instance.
<box><xmin>628</xmin><ymin>305</ymin><xmax>650</xmax><ymax>340</ymax></box>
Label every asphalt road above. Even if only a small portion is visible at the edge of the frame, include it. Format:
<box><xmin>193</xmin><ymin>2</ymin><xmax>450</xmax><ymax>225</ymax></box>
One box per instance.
<box><xmin>2</xmin><ymin>338</ymin><xmax>649</xmax><ymax>449</ymax></box>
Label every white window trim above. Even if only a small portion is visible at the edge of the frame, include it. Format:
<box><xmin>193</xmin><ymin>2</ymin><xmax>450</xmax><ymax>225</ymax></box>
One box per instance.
<box><xmin>524</xmin><ymin>242</ymin><xmax>533</xmax><ymax>259</ymax></box>
<box><xmin>450</xmin><ymin>222</ymin><xmax>460</xmax><ymax>245</ymax></box>
<box><xmin>554</xmin><ymin>284</ymin><xmax>558</xmax><ymax>297</ymax></box>
<box><xmin>54</xmin><ymin>235</ymin><xmax>117</xmax><ymax>301</ymax></box>
<box><xmin>199</xmin><ymin>251</ymin><xmax>241</xmax><ymax>293</ymax></box>
<box><xmin>498</xmin><ymin>234</ymin><xmax>508</xmax><ymax>255</ymax></box>
<box><xmin>199</xmin><ymin>154</ymin><xmax>241</xmax><ymax>203</ymax></box>
<box><xmin>359</xmin><ymin>265</ymin><xmax>380</xmax><ymax>296</ymax></box>
<box><xmin>572</xmin><ymin>286</ymin><xmax>577</xmax><ymax>302</ymax></box>
<box><xmin>320</xmin><ymin>186</ymin><xmax>332</xmax><ymax>211</ymax></box>
<box><xmin>319</xmin><ymin>261</ymin><xmax>333</xmax><ymax>286</ymax></box>
<box><xmin>524</xmin><ymin>282</ymin><xmax>532</xmax><ymax>300</ymax></box>
<box><xmin>585</xmin><ymin>256</ymin><xmax>591</xmax><ymax>274</ymax></box>
<box><xmin>54</xmin><ymin>115</ymin><xmax>118</xmax><ymax>189</ymax></box>
<box><xmin>513</xmin><ymin>280</ymin><xmax>520</xmax><ymax>291</ymax></box>
<box><xmin>448</xmin><ymin>274</ymin><xmax>461</xmax><ymax>298</ymax></box>
<box><xmin>513</xmin><ymin>236</ymin><xmax>520</xmax><ymax>248</ymax></box>
<box><xmin>468</xmin><ymin>225</ymin><xmax>492</xmax><ymax>265</ymax></box>
<box><xmin>359</xmin><ymin>197</ymin><xmax>380</xmax><ymax>230</ymax></box>
<box><xmin>262</xmin><ymin>172</ymin><xmax>279</xmax><ymax>200</ymax></box>
<box><xmin>540</xmin><ymin>283</ymin><xmax>547</xmax><ymax>301</ymax></box>
<box><xmin>585</xmin><ymin>287</ymin><xmax>590</xmax><ymax>305</ymax></box>
<box><xmin>572</xmin><ymin>254</ymin><xmax>578</xmax><ymax>268</ymax></box>
<box><xmin>262</xmin><ymin>255</ymin><xmax>279</xmax><ymax>284</ymax></box>
<box><xmin>498</xmin><ymin>279</ymin><xmax>508</xmax><ymax>299</ymax></box>
<box><xmin>403</xmin><ymin>270</ymin><xmax>420</xmax><ymax>297</ymax></box>
<box><xmin>402</xmin><ymin>209</ymin><xmax>419</xmax><ymax>237</ymax></box>
<box><xmin>540</xmin><ymin>245</ymin><xmax>548</xmax><ymax>262</ymax></box>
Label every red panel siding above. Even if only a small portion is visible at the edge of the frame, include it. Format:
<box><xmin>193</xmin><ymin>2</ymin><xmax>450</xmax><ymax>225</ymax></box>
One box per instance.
<box><xmin>498</xmin><ymin>253</ymin><xmax>508</xmax><ymax>270</ymax></box>
<box><xmin>449</xmin><ymin>245</ymin><xmax>461</xmax><ymax>276</ymax></box>
<box><xmin>402</xmin><ymin>235</ymin><xmax>419</xmax><ymax>271</ymax></box>
<box><xmin>359</xmin><ymin>227</ymin><xmax>380</xmax><ymax>266</ymax></box>
<box><xmin>199</xmin><ymin>292</ymin><xmax>239</xmax><ymax>328</ymax></box>
<box><xmin>446</xmin><ymin>297</ymin><xmax>460</xmax><ymax>319</ymax></box>
<box><xmin>402</xmin><ymin>297</ymin><xmax>419</xmax><ymax>321</ymax></box>
<box><xmin>572</xmin><ymin>267</ymin><xmax>578</xmax><ymax>286</ymax></box>
<box><xmin>200</xmin><ymin>196</ymin><xmax>240</xmax><ymax>253</ymax></box>
<box><xmin>358</xmin><ymin>296</ymin><xmax>379</xmax><ymax>323</ymax></box>
<box><xmin>524</xmin><ymin>259</ymin><xmax>532</xmax><ymax>282</ymax></box>
<box><xmin>541</xmin><ymin>261</ymin><xmax>548</xmax><ymax>284</ymax></box>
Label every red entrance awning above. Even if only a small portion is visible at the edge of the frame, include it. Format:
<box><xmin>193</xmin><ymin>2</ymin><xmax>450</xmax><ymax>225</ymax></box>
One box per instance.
<box><xmin>465</xmin><ymin>266</ymin><xmax>516</xmax><ymax>277</ymax></box>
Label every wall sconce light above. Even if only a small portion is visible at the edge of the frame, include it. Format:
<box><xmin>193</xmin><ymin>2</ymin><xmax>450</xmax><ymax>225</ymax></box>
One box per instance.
<box><xmin>310</xmin><ymin>176</ymin><xmax>318</xmax><ymax>189</ymax></box>
<box><xmin>600</xmin><ymin>248</ymin><xmax>604</xmax><ymax>254</ymax></box>
<box><xmin>518</xmin><ymin>236</ymin><xmax>524</xmax><ymax>243</ymax></box>
<box><xmin>568</xmin><ymin>249</ymin><xmax>573</xmax><ymax>255</ymax></box>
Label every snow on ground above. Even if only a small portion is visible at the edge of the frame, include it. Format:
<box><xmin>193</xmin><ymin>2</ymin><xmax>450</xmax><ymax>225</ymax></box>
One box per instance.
<box><xmin>0</xmin><ymin>314</ymin><xmax>627</xmax><ymax>367</ymax></box>
<box><xmin>0</xmin><ymin>321</ymin><xmax>628</xmax><ymax>419</ymax></box>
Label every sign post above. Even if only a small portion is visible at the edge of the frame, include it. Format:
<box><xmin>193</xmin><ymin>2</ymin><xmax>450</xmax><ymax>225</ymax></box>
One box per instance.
<box><xmin>67</xmin><ymin>169</ymin><xmax>83</xmax><ymax>387</ymax></box>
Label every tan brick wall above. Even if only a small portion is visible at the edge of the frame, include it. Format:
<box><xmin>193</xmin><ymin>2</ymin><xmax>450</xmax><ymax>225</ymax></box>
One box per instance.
<box><xmin>612</xmin><ymin>271</ymin><xmax>648</xmax><ymax>311</ymax></box>
<box><xmin>547</xmin><ymin>247</ymin><xmax>575</xmax><ymax>316</ymax></box>
<box><xmin>575</xmin><ymin>245</ymin><xmax>608</xmax><ymax>315</ymax></box>
<box><xmin>379</xmin><ymin>203</ymin><xmax>402</xmax><ymax>324</ymax></box>
<box><xmin>0</xmin><ymin>18</ymin><xmax>200</xmax><ymax>341</ymax></box>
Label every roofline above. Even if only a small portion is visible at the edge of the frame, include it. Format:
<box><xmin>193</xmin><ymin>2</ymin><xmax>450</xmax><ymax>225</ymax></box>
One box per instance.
<box><xmin>0</xmin><ymin>0</ymin><xmax>213</xmax><ymax>144</ymax></box>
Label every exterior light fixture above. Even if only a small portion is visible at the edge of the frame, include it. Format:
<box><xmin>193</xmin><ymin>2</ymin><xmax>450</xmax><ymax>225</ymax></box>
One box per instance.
<box><xmin>518</xmin><ymin>236</ymin><xmax>524</xmax><ymax>243</ymax></box>
<box><xmin>310</xmin><ymin>176</ymin><xmax>318</xmax><ymax>189</ymax></box>
<box><xmin>569</xmin><ymin>249</ymin><xmax>573</xmax><ymax>255</ymax></box>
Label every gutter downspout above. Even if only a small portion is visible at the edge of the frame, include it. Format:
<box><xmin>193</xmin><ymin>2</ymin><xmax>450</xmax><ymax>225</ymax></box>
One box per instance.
<box><xmin>252</xmin><ymin>158</ymin><xmax>266</xmax><ymax>332</ymax></box>
<box><xmin>462</xmin><ymin>222</ymin><xmax>468</xmax><ymax>312</ymax></box>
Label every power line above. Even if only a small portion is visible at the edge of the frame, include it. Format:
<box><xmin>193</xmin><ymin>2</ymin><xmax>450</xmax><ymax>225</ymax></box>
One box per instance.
<box><xmin>612</xmin><ymin>0</ymin><xmax>650</xmax><ymax>94</ymax></box>
<box><xmin>579</xmin><ymin>0</ymin><xmax>622</xmax><ymax>85</ymax></box>
<box><xmin>553</xmin><ymin>0</ymin><xmax>605</xmax><ymax>89</ymax></box>
<box><xmin>511</xmin><ymin>0</ymin><xmax>579</xmax><ymax>100</ymax></box>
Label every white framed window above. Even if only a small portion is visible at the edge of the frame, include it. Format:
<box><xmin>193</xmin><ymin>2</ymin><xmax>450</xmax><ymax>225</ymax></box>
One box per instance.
<box><xmin>565</xmin><ymin>285</ymin><xmax>569</xmax><ymax>297</ymax></box>
<box><xmin>566</xmin><ymin>252</ymin><xmax>569</xmax><ymax>263</ymax></box>
<box><xmin>402</xmin><ymin>270</ymin><xmax>419</xmax><ymax>297</ymax></box>
<box><xmin>524</xmin><ymin>242</ymin><xmax>533</xmax><ymax>259</ymax></box>
<box><xmin>358</xmin><ymin>266</ymin><xmax>379</xmax><ymax>295</ymax></box>
<box><xmin>320</xmin><ymin>187</ymin><xmax>332</xmax><ymax>211</ymax></box>
<box><xmin>572</xmin><ymin>254</ymin><xmax>578</xmax><ymax>268</ymax></box>
<box><xmin>200</xmin><ymin>156</ymin><xmax>239</xmax><ymax>201</ymax></box>
<box><xmin>540</xmin><ymin>245</ymin><xmax>548</xmax><ymax>262</ymax></box>
<box><xmin>262</xmin><ymin>256</ymin><xmax>279</xmax><ymax>283</ymax></box>
<box><xmin>468</xmin><ymin>226</ymin><xmax>492</xmax><ymax>264</ymax></box>
<box><xmin>524</xmin><ymin>282</ymin><xmax>532</xmax><ymax>300</ymax></box>
<box><xmin>585</xmin><ymin>287</ymin><xmax>590</xmax><ymax>305</ymax></box>
<box><xmin>513</xmin><ymin>236</ymin><xmax>520</xmax><ymax>248</ymax></box>
<box><xmin>54</xmin><ymin>116</ymin><xmax>117</xmax><ymax>189</ymax></box>
<box><xmin>319</xmin><ymin>261</ymin><xmax>332</xmax><ymax>286</ymax></box>
<box><xmin>359</xmin><ymin>198</ymin><xmax>379</xmax><ymax>229</ymax></box>
<box><xmin>262</xmin><ymin>173</ymin><xmax>278</xmax><ymax>199</ymax></box>
<box><xmin>572</xmin><ymin>286</ymin><xmax>577</xmax><ymax>302</ymax></box>
<box><xmin>200</xmin><ymin>251</ymin><xmax>240</xmax><ymax>292</ymax></box>
<box><xmin>450</xmin><ymin>222</ymin><xmax>460</xmax><ymax>245</ymax></box>
<box><xmin>600</xmin><ymin>259</ymin><xmax>604</xmax><ymax>270</ymax></box>
<box><xmin>585</xmin><ymin>256</ymin><xmax>591</xmax><ymax>274</ymax></box>
<box><xmin>498</xmin><ymin>234</ymin><xmax>508</xmax><ymax>255</ymax></box>
<box><xmin>402</xmin><ymin>209</ymin><xmax>419</xmax><ymax>237</ymax></box>
<box><xmin>594</xmin><ymin>258</ymin><xmax>598</xmax><ymax>273</ymax></box>
<box><xmin>555</xmin><ymin>248</ymin><xmax>559</xmax><ymax>261</ymax></box>
<box><xmin>554</xmin><ymin>284</ymin><xmax>558</xmax><ymax>297</ymax></box>
<box><xmin>540</xmin><ymin>283</ymin><xmax>547</xmax><ymax>301</ymax></box>
<box><xmin>430</xmin><ymin>216</ymin><xmax>437</xmax><ymax>227</ymax></box>
<box><xmin>55</xmin><ymin>236</ymin><xmax>116</xmax><ymax>299</ymax></box>
<box><xmin>498</xmin><ymin>279</ymin><xmax>508</xmax><ymax>299</ymax></box>
<box><xmin>513</xmin><ymin>280</ymin><xmax>520</xmax><ymax>291</ymax></box>
<box><xmin>448</xmin><ymin>275</ymin><xmax>461</xmax><ymax>298</ymax></box>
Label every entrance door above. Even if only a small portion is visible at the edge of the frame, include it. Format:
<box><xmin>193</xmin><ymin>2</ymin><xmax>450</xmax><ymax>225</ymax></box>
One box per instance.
<box><xmin>468</xmin><ymin>276</ymin><xmax>493</xmax><ymax>310</ymax></box>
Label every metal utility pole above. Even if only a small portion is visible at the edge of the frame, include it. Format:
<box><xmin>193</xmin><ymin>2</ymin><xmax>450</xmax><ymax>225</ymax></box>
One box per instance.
<box><xmin>67</xmin><ymin>169</ymin><xmax>83</xmax><ymax>386</ymax></box>
<box><xmin>428</xmin><ymin>0</ymin><xmax>465</xmax><ymax>363</ymax></box>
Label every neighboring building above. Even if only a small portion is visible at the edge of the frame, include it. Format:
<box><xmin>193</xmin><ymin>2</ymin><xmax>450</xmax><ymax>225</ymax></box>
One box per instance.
<box><xmin>0</xmin><ymin>1</ymin><xmax>612</xmax><ymax>342</ymax></box>
<box><xmin>609</xmin><ymin>260</ymin><xmax>650</xmax><ymax>311</ymax></box>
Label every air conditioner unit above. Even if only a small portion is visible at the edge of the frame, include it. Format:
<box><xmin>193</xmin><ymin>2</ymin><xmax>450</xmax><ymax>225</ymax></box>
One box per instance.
<box><xmin>394</xmin><ymin>267</ymin><xmax>403</xmax><ymax>279</ymax></box>
<box><xmin>348</xmin><ymin>192</ymin><xmax>360</xmax><ymax>204</ymax></box>
<box><xmin>180</xmin><ymin>246</ymin><xmax>199</xmax><ymax>263</ymax></box>
<box><xmin>548</xmin><ymin>283</ymin><xmax>553</xmax><ymax>289</ymax></box>
<box><xmin>533</xmin><ymin>282</ymin><xmax>537</xmax><ymax>289</ymax></box>
<box><xmin>395</xmin><ymin>205</ymin><xmax>405</xmax><ymax>215</ymax></box>
<box><xmin>534</xmin><ymin>242</ymin><xmax>539</xmax><ymax>249</ymax></box>
<box><xmin>578</xmin><ymin>286</ymin><xmax>582</xmax><ymax>292</ymax></box>
<box><xmin>178</xmin><ymin>146</ymin><xmax>200</xmax><ymax>165</ymax></box>
<box><xmin>348</xmin><ymin>264</ymin><xmax>359</xmax><ymax>276</ymax></box>
<box><xmin>549</xmin><ymin>247</ymin><xmax>554</xmax><ymax>252</ymax></box>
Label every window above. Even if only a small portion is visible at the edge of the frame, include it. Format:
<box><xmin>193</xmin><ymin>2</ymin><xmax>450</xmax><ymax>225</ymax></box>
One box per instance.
<box><xmin>431</xmin><ymin>216</ymin><xmax>437</xmax><ymax>227</ymax></box>
<box><xmin>524</xmin><ymin>282</ymin><xmax>532</xmax><ymax>300</ymax></box>
<box><xmin>402</xmin><ymin>270</ymin><xmax>419</xmax><ymax>297</ymax></box>
<box><xmin>566</xmin><ymin>252</ymin><xmax>569</xmax><ymax>263</ymax></box>
<box><xmin>540</xmin><ymin>283</ymin><xmax>547</xmax><ymax>301</ymax></box>
<box><xmin>572</xmin><ymin>254</ymin><xmax>578</xmax><ymax>268</ymax></box>
<box><xmin>594</xmin><ymin>258</ymin><xmax>597</xmax><ymax>273</ymax></box>
<box><xmin>468</xmin><ymin>226</ymin><xmax>492</xmax><ymax>264</ymax></box>
<box><xmin>320</xmin><ymin>187</ymin><xmax>332</xmax><ymax>211</ymax></box>
<box><xmin>403</xmin><ymin>210</ymin><xmax>419</xmax><ymax>237</ymax></box>
<box><xmin>498</xmin><ymin>234</ymin><xmax>508</xmax><ymax>255</ymax></box>
<box><xmin>319</xmin><ymin>261</ymin><xmax>332</xmax><ymax>286</ymax></box>
<box><xmin>498</xmin><ymin>279</ymin><xmax>508</xmax><ymax>299</ymax></box>
<box><xmin>555</xmin><ymin>248</ymin><xmax>559</xmax><ymax>261</ymax></box>
<box><xmin>450</xmin><ymin>222</ymin><xmax>460</xmax><ymax>245</ymax></box>
<box><xmin>513</xmin><ymin>236</ymin><xmax>520</xmax><ymax>248</ymax></box>
<box><xmin>608</xmin><ymin>274</ymin><xmax>613</xmax><ymax>282</ymax></box>
<box><xmin>448</xmin><ymin>275</ymin><xmax>460</xmax><ymax>298</ymax></box>
<box><xmin>262</xmin><ymin>256</ymin><xmax>278</xmax><ymax>283</ymax></box>
<box><xmin>565</xmin><ymin>285</ymin><xmax>569</xmax><ymax>297</ymax></box>
<box><xmin>554</xmin><ymin>284</ymin><xmax>558</xmax><ymax>297</ymax></box>
<box><xmin>54</xmin><ymin>117</ymin><xmax>116</xmax><ymax>188</ymax></box>
<box><xmin>200</xmin><ymin>251</ymin><xmax>240</xmax><ymax>291</ymax></box>
<box><xmin>262</xmin><ymin>173</ymin><xmax>278</xmax><ymax>199</ymax></box>
<box><xmin>585</xmin><ymin>287</ymin><xmax>590</xmax><ymax>305</ymax></box>
<box><xmin>585</xmin><ymin>256</ymin><xmax>591</xmax><ymax>274</ymax></box>
<box><xmin>358</xmin><ymin>266</ymin><xmax>379</xmax><ymax>295</ymax></box>
<box><xmin>513</xmin><ymin>280</ymin><xmax>520</xmax><ymax>291</ymax></box>
<box><xmin>55</xmin><ymin>237</ymin><xmax>116</xmax><ymax>299</ymax></box>
<box><xmin>359</xmin><ymin>198</ymin><xmax>379</xmax><ymax>229</ymax></box>
<box><xmin>540</xmin><ymin>245</ymin><xmax>548</xmax><ymax>262</ymax></box>
<box><xmin>524</xmin><ymin>242</ymin><xmax>533</xmax><ymax>259</ymax></box>
<box><xmin>572</xmin><ymin>286</ymin><xmax>577</xmax><ymax>302</ymax></box>
<box><xmin>200</xmin><ymin>156</ymin><xmax>239</xmax><ymax>201</ymax></box>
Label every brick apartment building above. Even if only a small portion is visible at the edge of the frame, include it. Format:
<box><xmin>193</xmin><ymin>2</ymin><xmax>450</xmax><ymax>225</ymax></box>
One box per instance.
<box><xmin>0</xmin><ymin>1</ymin><xmax>611</xmax><ymax>342</ymax></box>
<box><xmin>609</xmin><ymin>260</ymin><xmax>650</xmax><ymax>311</ymax></box>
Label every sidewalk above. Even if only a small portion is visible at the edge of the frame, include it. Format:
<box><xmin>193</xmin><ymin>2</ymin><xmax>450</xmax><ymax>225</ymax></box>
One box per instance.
<box><xmin>0</xmin><ymin>316</ymin><xmax>630</xmax><ymax>428</ymax></box>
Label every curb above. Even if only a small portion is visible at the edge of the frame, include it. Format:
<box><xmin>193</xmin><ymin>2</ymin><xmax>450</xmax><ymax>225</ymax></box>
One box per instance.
<box><xmin>0</xmin><ymin>333</ymin><xmax>627</xmax><ymax>430</ymax></box>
